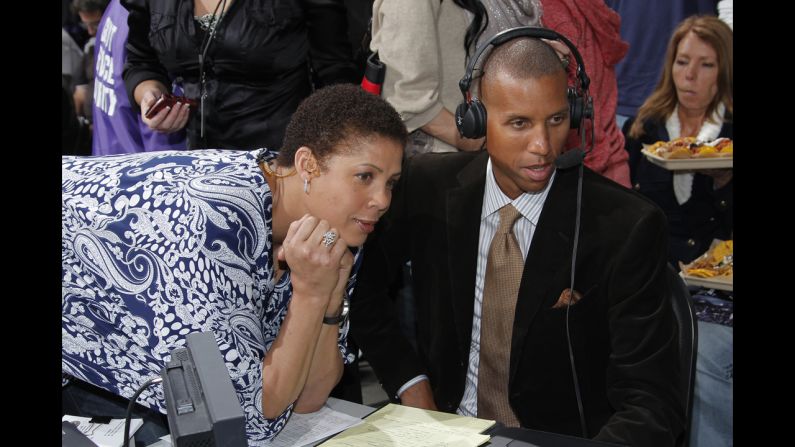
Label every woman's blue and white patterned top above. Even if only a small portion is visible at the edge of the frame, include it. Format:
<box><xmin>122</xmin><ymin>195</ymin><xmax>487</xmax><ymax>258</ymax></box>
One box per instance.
<box><xmin>62</xmin><ymin>149</ymin><xmax>359</xmax><ymax>445</ymax></box>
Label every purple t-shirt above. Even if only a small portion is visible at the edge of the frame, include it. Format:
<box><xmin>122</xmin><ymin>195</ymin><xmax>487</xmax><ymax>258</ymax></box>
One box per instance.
<box><xmin>91</xmin><ymin>0</ymin><xmax>186</xmax><ymax>155</ymax></box>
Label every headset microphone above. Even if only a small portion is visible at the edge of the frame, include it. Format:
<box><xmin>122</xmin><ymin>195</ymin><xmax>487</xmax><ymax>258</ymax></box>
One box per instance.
<box><xmin>554</xmin><ymin>149</ymin><xmax>585</xmax><ymax>169</ymax></box>
<box><xmin>555</xmin><ymin>94</ymin><xmax>594</xmax><ymax>170</ymax></box>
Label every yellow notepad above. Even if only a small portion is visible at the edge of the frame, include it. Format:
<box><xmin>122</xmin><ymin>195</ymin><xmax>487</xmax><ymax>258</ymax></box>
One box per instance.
<box><xmin>320</xmin><ymin>403</ymin><xmax>495</xmax><ymax>447</ymax></box>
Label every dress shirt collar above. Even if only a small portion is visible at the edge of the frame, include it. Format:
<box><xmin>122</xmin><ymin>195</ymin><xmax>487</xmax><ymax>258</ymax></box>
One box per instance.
<box><xmin>481</xmin><ymin>157</ymin><xmax>556</xmax><ymax>225</ymax></box>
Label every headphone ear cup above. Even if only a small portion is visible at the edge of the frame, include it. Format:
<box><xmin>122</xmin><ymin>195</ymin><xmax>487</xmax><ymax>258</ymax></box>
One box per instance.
<box><xmin>455</xmin><ymin>101</ymin><xmax>470</xmax><ymax>138</ymax></box>
<box><xmin>460</xmin><ymin>98</ymin><xmax>487</xmax><ymax>139</ymax></box>
<box><xmin>566</xmin><ymin>87</ymin><xmax>584</xmax><ymax>129</ymax></box>
<box><xmin>583</xmin><ymin>95</ymin><xmax>594</xmax><ymax>121</ymax></box>
<box><xmin>568</xmin><ymin>87</ymin><xmax>583</xmax><ymax>130</ymax></box>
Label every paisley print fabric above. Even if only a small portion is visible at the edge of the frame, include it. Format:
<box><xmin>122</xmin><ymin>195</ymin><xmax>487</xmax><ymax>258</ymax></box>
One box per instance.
<box><xmin>62</xmin><ymin>149</ymin><xmax>359</xmax><ymax>445</ymax></box>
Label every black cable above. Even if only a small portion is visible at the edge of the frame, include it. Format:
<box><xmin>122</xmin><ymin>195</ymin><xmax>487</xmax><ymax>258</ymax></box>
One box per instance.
<box><xmin>198</xmin><ymin>0</ymin><xmax>227</xmax><ymax>66</ymax></box>
<box><xmin>124</xmin><ymin>376</ymin><xmax>163</xmax><ymax>447</ymax></box>
<box><xmin>565</xmin><ymin>160</ymin><xmax>588</xmax><ymax>439</ymax></box>
<box><xmin>198</xmin><ymin>0</ymin><xmax>228</xmax><ymax>140</ymax></box>
<box><xmin>564</xmin><ymin>105</ymin><xmax>594</xmax><ymax>439</ymax></box>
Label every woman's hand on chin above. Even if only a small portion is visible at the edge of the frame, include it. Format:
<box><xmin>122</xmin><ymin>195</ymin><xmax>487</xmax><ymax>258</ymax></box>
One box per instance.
<box><xmin>278</xmin><ymin>214</ymin><xmax>349</xmax><ymax>306</ymax></box>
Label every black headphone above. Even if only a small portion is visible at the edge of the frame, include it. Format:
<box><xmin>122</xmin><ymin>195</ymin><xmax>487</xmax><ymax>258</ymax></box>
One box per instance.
<box><xmin>455</xmin><ymin>26</ymin><xmax>593</xmax><ymax>140</ymax></box>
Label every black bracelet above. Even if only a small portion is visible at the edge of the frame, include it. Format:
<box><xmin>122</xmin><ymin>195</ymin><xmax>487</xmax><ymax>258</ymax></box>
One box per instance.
<box><xmin>322</xmin><ymin>311</ymin><xmax>344</xmax><ymax>325</ymax></box>
<box><xmin>322</xmin><ymin>297</ymin><xmax>349</xmax><ymax>325</ymax></box>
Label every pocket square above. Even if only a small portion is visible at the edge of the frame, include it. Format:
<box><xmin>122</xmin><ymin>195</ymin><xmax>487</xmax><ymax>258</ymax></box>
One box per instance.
<box><xmin>552</xmin><ymin>288</ymin><xmax>583</xmax><ymax>309</ymax></box>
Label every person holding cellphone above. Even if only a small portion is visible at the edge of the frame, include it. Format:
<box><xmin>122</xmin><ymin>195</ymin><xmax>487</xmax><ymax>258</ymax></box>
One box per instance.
<box><xmin>122</xmin><ymin>0</ymin><xmax>358</xmax><ymax>150</ymax></box>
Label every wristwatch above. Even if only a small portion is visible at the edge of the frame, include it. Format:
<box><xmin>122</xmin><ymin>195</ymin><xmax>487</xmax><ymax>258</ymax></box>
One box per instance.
<box><xmin>322</xmin><ymin>297</ymin><xmax>349</xmax><ymax>325</ymax></box>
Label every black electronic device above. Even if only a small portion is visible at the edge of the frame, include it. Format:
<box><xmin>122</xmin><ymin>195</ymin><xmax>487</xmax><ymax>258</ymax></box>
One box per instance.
<box><xmin>455</xmin><ymin>26</ymin><xmax>593</xmax><ymax>143</ymax></box>
<box><xmin>144</xmin><ymin>93</ymin><xmax>197</xmax><ymax>119</ymax></box>
<box><xmin>161</xmin><ymin>331</ymin><xmax>246</xmax><ymax>447</ymax></box>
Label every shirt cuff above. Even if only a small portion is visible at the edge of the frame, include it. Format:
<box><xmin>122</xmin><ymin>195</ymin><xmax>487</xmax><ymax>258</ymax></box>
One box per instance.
<box><xmin>396</xmin><ymin>375</ymin><xmax>429</xmax><ymax>400</ymax></box>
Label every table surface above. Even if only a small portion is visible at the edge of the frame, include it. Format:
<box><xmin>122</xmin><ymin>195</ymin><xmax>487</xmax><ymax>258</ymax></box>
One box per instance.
<box><xmin>307</xmin><ymin>397</ymin><xmax>376</xmax><ymax>446</ymax></box>
<box><xmin>148</xmin><ymin>398</ymin><xmax>625</xmax><ymax>447</ymax></box>
<box><xmin>486</xmin><ymin>426</ymin><xmax>626</xmax><ymax>447</ymax></box>
<box><xmin>325</xmin><ymin>396</ymin><xmax>376</xmax><ymax>418</ymax></box>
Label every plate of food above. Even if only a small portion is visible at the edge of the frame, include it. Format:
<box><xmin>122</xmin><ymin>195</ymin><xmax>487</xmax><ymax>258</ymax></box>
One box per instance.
<box><xmin>642</xmin><ymin>137</ymin><xmax>733</xmax><ymax>170</ymax></box>
<box><xmin>679</xmin><ymin>239</ymin><xmax>733</xmax><ymax>291</ymax></box>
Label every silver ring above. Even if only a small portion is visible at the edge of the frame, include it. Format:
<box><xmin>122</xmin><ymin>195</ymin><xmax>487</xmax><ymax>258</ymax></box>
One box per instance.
<box><xmin>321</xmin><ymin>230</ymin><xmax>337</xmax><ymax>247</ymax></box>
<box><xmin>561</xmin><ymin>56</ymin><xmax>570</xmax><ymax>68</ymax></box>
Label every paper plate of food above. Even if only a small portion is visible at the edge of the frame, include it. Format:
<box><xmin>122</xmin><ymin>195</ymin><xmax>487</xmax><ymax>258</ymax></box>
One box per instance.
<box><xmin>642</xmin><ymin>137</ymin><xmax>733</xmax><ymax>170</ymax></box>
<box><xmin>679</xmin><ymin>239</ymin><xmax>733</xmax><ymax>291</ymax></box>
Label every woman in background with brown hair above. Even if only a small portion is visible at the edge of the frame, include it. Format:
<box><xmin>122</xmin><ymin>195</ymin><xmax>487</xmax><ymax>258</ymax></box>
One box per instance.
<box><xmin>623</xmin><ymin>15</ymin><xmax>732</xmax><ymax>268</ymax></box>
<box><xmin>623</xmin><ymin>16</ymin><xmax>733</xmax><ymax>447</ymax></box>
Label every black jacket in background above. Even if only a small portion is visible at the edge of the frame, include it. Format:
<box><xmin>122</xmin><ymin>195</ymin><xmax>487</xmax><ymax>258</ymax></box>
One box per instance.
<box><xmin>623</xmin><ymin>117</ymin><xmax>733</xmax><ymax>267</ymax></box>
<box><xmin>121</xmin><ymin>0</ymin><xmax>358</xmax><ymax>150</ymax></box>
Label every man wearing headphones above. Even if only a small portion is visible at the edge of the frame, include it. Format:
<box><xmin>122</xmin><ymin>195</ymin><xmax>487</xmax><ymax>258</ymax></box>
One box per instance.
<box><xmin>351</xmin><ymin>29</ymin><xmax>684</xmax><ymax>446</ymax></box>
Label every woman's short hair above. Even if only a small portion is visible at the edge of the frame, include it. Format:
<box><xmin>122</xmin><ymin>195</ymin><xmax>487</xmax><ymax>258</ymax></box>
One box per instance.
<box><xmin>629</xmin><ymin>15</ymin><xmax>733</xmax><ymax>139</ymax></box>
<box><xmin>277</xmin><ymin>84</ymin><xmax>407</xmax><ymax>168</ymax></box>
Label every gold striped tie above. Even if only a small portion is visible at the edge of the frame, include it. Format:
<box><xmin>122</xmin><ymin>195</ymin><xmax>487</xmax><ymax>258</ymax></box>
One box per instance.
<box><xmin>477</xmin><ymin>204</ymin><xmax>523</xmax><ymax>426</ymax></box>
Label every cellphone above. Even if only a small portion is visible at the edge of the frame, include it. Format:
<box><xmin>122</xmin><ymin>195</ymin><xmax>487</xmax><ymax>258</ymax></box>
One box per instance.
<box><xmin>144</xmin><ymin>93</ymin><xmax>197</xmax><ymax>119</ymax></box>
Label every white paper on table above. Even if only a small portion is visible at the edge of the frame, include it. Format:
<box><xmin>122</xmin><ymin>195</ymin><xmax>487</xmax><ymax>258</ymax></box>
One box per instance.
<box><xmin>62</xmin><ymin>415</ymin><xmax>143</xmax><ymax>447</ymax></box>
<box><xmin>267</xmin><ymin>404</ymin><xmax>364</xmax><ymax>447</ymax></box>
<box><xmin>320</xmin><ymin>403</ymin><xmax>495</xmax><ymax>447</ymax></box>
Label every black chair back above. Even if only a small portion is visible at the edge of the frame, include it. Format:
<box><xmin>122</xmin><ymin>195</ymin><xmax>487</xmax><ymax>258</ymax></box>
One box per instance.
<box><xmin>666</xmin><ymin>264</ymin><xmax>698</xmax><ymax>447</ymax></box>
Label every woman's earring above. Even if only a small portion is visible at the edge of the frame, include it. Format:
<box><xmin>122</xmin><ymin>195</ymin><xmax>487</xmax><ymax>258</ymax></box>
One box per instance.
<box><xmin>304</xmin><ymin>178</ymin><xmax>310</xmax><ymax>194</ymax></box>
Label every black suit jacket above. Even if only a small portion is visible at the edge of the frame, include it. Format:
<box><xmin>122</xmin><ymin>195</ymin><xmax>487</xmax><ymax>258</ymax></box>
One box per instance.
<box><xmin>351</xmin><ymin>151</ymin><xmax>685</xmax><ymax>446</ymax></box>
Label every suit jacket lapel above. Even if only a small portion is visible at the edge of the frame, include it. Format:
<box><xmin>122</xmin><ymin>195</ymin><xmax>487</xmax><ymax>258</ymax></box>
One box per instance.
<box><xmin>510</xmin><ymin>167</ymin><xmax>579</xmax><ymax>381</ymax></box>
<box><xmin>446</xmin><ymin>152</ymin><xmax>488</xmax><ymax>360</ymax></box>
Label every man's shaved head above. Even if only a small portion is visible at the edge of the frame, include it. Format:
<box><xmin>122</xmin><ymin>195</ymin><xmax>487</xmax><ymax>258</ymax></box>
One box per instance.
<box><xmin>480</xmin><ymin>37</ymin><xmax>566</xmax><ymax>91</ymax></box>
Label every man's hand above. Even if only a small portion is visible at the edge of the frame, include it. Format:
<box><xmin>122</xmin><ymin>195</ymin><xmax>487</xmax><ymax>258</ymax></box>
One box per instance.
<box><xmin>542</xmin><ymin>38</ymin><xmax>572</xmax><ymax>67</ymax></box>
<box><xmin>398</xmin><ymin>380</ymin><xmax>438</xmax><ymax>410</ymax></box>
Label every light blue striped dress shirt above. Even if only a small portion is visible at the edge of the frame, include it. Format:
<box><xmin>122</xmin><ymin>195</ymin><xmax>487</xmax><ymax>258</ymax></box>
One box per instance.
<box><xmin>456</xmin><ymin>158</ymin><xmax>555</xmax><ymax>417</ymax></box>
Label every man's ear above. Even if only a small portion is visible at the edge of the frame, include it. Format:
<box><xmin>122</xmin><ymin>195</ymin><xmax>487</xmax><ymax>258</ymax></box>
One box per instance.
<box><xmin>294</xmin><ymin>146</ymin><xmax>319</xmax><ymax>180</ymax></box>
